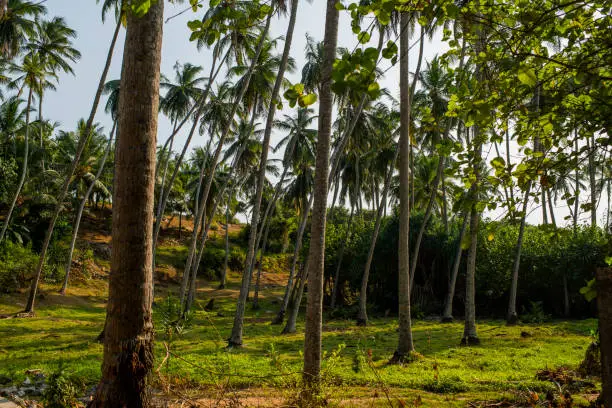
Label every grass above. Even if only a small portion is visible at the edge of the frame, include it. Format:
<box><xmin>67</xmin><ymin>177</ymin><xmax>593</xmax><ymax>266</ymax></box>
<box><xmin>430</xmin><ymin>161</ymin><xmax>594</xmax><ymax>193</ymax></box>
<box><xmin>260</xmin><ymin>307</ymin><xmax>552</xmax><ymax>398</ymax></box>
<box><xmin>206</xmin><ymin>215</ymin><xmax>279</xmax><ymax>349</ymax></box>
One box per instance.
<box><xmin>0</xmin><ymin>247</ymin><xmax>600</xmax><ymax>407</ymax></box>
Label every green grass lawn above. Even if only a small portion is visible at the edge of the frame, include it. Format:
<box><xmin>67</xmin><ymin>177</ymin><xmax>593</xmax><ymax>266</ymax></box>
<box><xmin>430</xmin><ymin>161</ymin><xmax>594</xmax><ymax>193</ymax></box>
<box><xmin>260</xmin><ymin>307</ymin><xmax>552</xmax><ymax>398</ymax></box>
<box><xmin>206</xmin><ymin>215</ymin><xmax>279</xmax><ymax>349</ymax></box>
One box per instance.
<box><xmin>0</xmin><ymin>262</ymin><xmax>600</xmax><ymax>407</ymax></box>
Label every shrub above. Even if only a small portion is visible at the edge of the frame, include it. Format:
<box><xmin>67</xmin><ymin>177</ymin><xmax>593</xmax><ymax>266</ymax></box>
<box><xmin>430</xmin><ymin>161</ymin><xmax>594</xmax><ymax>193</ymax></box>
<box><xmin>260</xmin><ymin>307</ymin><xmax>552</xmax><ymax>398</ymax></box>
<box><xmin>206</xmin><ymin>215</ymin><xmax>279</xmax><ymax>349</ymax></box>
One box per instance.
<box><xmin>228</xmin><ymin>247</ymin><xmax>245</xmax><ymax>271</ymax></box>
<box><xmin>42</xmin><ymin>361</ymin><xmax>79</xmax><ymax>408</ymax></box>
<box><xmin>198</xmin><ymin>247</ymin><xmax>225</xmax><ymax>280</ymax></box>
<box><xmin>0</xmin><ymin>241</ymin><xmax>42</xmax><ymax>293</ymax></box>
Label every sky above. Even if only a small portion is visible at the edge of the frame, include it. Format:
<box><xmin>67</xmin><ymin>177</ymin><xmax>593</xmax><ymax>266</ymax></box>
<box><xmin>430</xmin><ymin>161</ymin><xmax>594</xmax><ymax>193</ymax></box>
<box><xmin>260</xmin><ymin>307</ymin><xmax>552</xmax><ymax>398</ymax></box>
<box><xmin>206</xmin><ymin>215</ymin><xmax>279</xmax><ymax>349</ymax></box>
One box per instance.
<box><xmin>40</xmin><ymin>1</ymin><xmax>609</xmax><ymax>228</ymax></box>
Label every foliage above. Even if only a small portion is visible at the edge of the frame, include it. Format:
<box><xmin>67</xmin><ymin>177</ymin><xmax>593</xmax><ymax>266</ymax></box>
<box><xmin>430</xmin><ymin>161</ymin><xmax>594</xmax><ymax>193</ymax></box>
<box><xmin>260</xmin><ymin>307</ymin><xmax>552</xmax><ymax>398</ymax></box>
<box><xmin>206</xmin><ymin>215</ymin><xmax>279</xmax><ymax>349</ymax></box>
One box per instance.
<box><xmin>42</xmin><ymin>361</ymin><xmax>79</xmax><ymax>408</ymax></box>
<box><xmin>0</xmin><ymin>241</ymin><xmax>42</xmax><ymax>293</ymax></box>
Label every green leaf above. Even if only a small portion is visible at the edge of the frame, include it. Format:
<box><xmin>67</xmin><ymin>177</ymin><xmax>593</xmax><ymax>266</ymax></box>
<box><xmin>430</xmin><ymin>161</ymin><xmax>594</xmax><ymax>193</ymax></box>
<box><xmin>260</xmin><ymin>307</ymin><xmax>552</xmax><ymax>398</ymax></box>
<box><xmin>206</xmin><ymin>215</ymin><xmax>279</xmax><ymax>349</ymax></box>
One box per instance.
<box><xmin>517</xmin><ymin>66</ymin><xmax>537</xmax><ymax>87</ymax></box>
<box><xmin>299</xmin><ymin>93</ymin><xmax>318</xmax><ymax>107</ymax></box>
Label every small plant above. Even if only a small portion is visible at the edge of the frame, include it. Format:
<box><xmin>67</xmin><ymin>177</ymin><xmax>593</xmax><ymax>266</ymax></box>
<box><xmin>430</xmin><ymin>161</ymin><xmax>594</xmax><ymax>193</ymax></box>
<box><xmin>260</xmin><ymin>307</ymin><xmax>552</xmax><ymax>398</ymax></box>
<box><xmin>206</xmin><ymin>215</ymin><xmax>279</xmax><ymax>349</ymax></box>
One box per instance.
<box><xmin>42</xmin><ymin>361</ymin><xmax>79</xmax><ymax>408</ymax></box>
<box><xmin>156</xmin><ymin>295</ymin><xmax>194</xmax><ymax>339</ymax></box>
<box><xmin>521</xmin><ymin>301</ymin><xmax>550</xmax><ymax>324</ymax></box>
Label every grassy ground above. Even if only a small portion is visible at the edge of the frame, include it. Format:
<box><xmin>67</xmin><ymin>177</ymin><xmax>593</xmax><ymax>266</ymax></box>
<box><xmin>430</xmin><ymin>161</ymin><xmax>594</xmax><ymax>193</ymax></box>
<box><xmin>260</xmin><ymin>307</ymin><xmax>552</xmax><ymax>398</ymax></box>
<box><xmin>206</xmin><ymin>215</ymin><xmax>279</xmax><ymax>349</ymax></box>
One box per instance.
<box><xmin>0</xmin><ymin>257</ymin><xmax>600</xmax><ymax>407</ymax></box>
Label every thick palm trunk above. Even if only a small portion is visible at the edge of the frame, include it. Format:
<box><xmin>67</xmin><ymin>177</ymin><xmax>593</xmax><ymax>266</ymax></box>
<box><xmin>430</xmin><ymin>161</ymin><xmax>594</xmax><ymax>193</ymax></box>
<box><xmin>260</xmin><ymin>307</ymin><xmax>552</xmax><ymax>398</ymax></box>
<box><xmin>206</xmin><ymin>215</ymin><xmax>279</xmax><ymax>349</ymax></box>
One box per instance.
<box><xmin>596</xmin><ymin>267</ymin><xmax>612</xmax><ymax>407</ymax></box>
<box><xmin>330</xmin><ymin>205</ymin><xmax>354</xmax><ymax>309</ymax></box>
<box><xmin>61</xmin><ymin>121</ymin><xmax>116</xmax><ymax>294</ymax></box>
<box><xmin>507</xmin><ymin>181</ymin><xmax>531</xmax><ymax>324</ymax></box>
<box><xmin>302</xmin><ymin>0</ymin><xmax>338</xmax><ymax>391</ymax></box>
<box><xmin>441</xmin><ymin>213</ymin><xmax>469</xmax><ymax>322</ymax></box>
<box><xmin>89</xmin><ymin>2</ymin><xmax>163</xmax><ymax>405</ymax></box>
<box><xmin>391</xmin><ymin>12</ymin><xmax>415</xmax><ymax>363</ymax></box>
<box><xmin>24</xmin><ymin>15</ymin><xmax>122</xmax><ymax>313</ymax></box>
<box><xmin>0</xmin><ymin>87</ymin><xmax>32</xmax><ymax>244</ymax></box>
<box><xmin>229</xmin><ymin>0</ymin><xmax>299</xmax><ymax>343</ymax></box>
<box><xmin>182</xmin><ymin>17</ymin><xmax>272</xmax><ymax>312</ymax></box>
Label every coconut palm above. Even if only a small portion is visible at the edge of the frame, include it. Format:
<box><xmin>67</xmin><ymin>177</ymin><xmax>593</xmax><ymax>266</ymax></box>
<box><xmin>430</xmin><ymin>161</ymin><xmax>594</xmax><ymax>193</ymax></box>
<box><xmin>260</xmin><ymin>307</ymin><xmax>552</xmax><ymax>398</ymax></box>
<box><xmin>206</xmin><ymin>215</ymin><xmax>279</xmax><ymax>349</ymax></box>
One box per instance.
<box><xmin>0</xmin><ymin>0</ymin><xmax>45</xmax><ymax>58</ymax></box>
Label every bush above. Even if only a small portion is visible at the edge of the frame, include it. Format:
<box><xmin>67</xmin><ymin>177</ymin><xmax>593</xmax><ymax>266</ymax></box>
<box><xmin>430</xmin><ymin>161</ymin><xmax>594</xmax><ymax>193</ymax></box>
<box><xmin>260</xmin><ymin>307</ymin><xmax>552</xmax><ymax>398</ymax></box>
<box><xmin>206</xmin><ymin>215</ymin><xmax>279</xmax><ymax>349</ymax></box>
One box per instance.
<box><xmin>0</xmin><ymin>241</ymin><xmax>42</xmax><ymax>293</ymax></box>
<box><xmin>42</xmin><ymin>361</ymin><xmax>79</xmax><ymax>408</ymax></box>
<box><xmin>198</xmin><ymin>247</ymin><xmax>225</xmax><ymax>280</ymax></box>
<box><xmin>228</xmin><ymin>247</ymin><xmax>245</xmax><ymax>271</ymax></box>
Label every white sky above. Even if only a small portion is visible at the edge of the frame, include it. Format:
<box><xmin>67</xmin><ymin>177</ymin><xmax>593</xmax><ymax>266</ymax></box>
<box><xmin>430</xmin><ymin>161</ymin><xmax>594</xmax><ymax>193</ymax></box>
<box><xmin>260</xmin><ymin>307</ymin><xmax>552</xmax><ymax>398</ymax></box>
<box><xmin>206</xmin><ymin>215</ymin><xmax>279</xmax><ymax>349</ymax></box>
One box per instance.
<box><xmin>41</xmin><ymin>1</ymin><xmax>609</xmax><ymax>228</ymax></box>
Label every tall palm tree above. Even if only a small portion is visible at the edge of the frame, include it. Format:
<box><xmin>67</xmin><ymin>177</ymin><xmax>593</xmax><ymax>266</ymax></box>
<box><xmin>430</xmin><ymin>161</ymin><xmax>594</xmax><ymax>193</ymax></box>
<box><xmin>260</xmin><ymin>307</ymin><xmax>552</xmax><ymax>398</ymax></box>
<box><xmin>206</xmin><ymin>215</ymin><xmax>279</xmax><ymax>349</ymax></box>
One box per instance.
<box><xmin>0</xmin><ymin>0</ymin><xmax>45</xmax><ymax>58</ymax></box>
<box><xmin>302</xmin><ymin>0</ymin><xmax>338</xmax><ymax>393</ymax></box>
<box><xmin>89</xmin><ymin>1</ymin><xmax>164</xmax><ymax>404</ymax></box>
<box><xmin>24</xmin><ymin>0</ymin><xmax>124</xmax><ymax>314</ymax></box>
<box><xmin>391</xmin><ymin>10</ymin><xmax>416</xmax><ymax>363</ymax></box>
<box><xmin>0</xmin><ymin>53</ymin><xmax>53</xmax><ymax>243</ymax></box>
<box><xmin>27</xmin><ymin>16</ymin><xmax>80</xmax><ymax>172</ymax></box>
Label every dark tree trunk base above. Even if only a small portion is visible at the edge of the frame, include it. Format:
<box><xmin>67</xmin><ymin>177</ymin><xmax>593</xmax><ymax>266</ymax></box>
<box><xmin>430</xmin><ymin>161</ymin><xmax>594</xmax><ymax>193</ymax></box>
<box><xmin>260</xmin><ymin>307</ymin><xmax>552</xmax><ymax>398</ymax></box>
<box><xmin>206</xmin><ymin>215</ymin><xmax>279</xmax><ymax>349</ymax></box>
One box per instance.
<box><xmin>356</xmin><ymin>317</ymin><xmax>367</xmax><ymax>327</ymax></box>
<box><xmin>388</xmin><ymin>350</ymin><xmax>414</xmax><ymax>365</ymax></box>
<box><xmin>218</xmin><ymin>283</ymin><xmax>226</xmax><ymax>290</ymax></box>
<box><xmin>460</xmin><ymin>336</ymin><xmax>481</xmax><ymax>346</ymax></box>
<box><xmin>281</xmin><ymin>325</ymin><xmax>296</xmax><ymax>335</ymax></box>
<box><xmin>271</xmin><ymin>310</ymin><xmax>285</xmax><ymax>325</ymax></box>
<box><xmin>227</xmin><ymin>339</ymin><xmax>243</xmax><ymax>348</ymax></box>
<box><xmin>440</xmin><ymin>316</ymin><xmax>454</xmax><ymax>323</ymax></box>
<box><xmin>506</xmin><ymin>313</ymin><xmax>519</xmax><ymax>326</ymax></box>
<box><xmin>16</xmin><ymin>311</ymin><xmax>35</xmax><ymax>319</ymax></box>
<box><xmin>251</xmin><ymin>302</ymin><xmax>260</xmax><ymax>311</ymax></box>
<box><xmin>96</xmin><ymin>330</ymin><xmax>105</xmax><ymax>343</ymax></box>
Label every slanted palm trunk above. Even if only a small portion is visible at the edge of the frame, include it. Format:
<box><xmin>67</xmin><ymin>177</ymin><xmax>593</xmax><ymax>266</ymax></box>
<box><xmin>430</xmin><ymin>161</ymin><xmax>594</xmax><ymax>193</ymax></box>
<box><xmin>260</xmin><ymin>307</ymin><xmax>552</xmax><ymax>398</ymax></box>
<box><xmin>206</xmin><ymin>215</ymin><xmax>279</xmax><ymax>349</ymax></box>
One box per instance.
<box><xmin>89</xmin><ymin>2</ymin><xmax>163</xmax><ymax>405</ymax></box>
<box><xmin>282</xmin><ymin>257</ymin><xmax>310</xmax><ymax>334</ymax></box>
<box><xmin>252</xmin><ymin>220</ymin><xmax>271</xmax><ymax>310</ymax></box>
<box><xmin>24</xmin><ymin>14</ymin><xmax>123</xmax><ymax>314</ymax></box>
<box><xmin>230</xmin><ymin>0</ymin><xmax>299</xmax><ymax>345</ymax></box>
<box><xmin>391</xmin><ymin>11</ymin><xmax>415</xmax><ymax>363</ymax></box>
<box><xmin>588</xmin><ymin>134</ymin><xmax>597</xmax><ymax>228</ymax></box>
<box><xmin>220</xmin><ymin>195</ymin><xmax>231</xmax><ymax>289</ymax></box>
<box><xmin>441</xmin><ymin>213</ymin><xmax>469</xmax><ymax>322</ymax></box>
<box><xmin>330</xmin><ymin>205</ymin><xmax>354</xmax><ymax>309</ymax></box>
<box><xmin>0</xmin><ymin>87</ymin><xmax>33</xmax><ymax>244</ymax></box>
<box><xmin>61</xmin><ymin>121</ymin><xmax>116</xmax><ymax>294</ymax></box>
<box><xmin>181</xmin><ymin>17</ymin><xmax>271</xmax><ymax>312</ymax></box>
<box><xmin>357</xmin><ymin>148</ymin><xmax>398</xmax><ymax>325</ymax></box>
<box><xmin>507</xmin><ymin>181</ymin><xmax>531</xmax><ymax>324</ymax></box>
<box><xmin>302</xmin><ymin>0</ymin><xmax>338</xmax><ymax>392</ymax></box>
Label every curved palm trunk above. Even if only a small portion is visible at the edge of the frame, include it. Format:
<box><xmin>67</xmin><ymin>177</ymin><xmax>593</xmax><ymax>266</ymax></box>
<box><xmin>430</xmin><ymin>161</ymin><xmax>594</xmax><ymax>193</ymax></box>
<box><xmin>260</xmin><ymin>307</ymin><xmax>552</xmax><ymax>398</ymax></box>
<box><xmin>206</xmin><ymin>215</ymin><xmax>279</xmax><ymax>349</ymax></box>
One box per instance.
<box><xmin>252</xmin><ymin>219</ymin><xmax>270</xmax><ymax>310</ymax></box>
<box><xmin>391</xmin><ymin>11</ymin><xmax>415</xmax><ymax>362</ymax></box>
<box><xmin>24</xmin><ymin>16</ymin><xmax>122</xmax><ymax>314</ymax></box>
<box><xmin>181</xmin><ymin>17</ymin><xmax>272</xmax><ymax>311</ymax></box>
<box><xmin>282</xmin><ymin>257</ymin><xmax>310</xmax><ymax>334</ymax></box>
<box><xmin>461</xmin><ymin>141</ymin><xmax>482</xmax><ymax>346</ymax></box>
<box><xmin>302</xmin><ymin>0</ymin><xmax>338</xmax><ymax>391</ymax></box>
<box><xmin>409</xmin><ymin>155</ymin><xmax>445</xmax><ymax>292</ymax></box>
<box><xmin>441</xmin><ymin>213</ymin><xmax>469</xmax><ymax>322</ymax></box>
<box><xmin>220</xmin><ymin>195</ymin><xmax>231</xmax><ymax>289</ymax></box>
<box><xmin>229</xmin><ymin>0</ymin><xmax>299</xmax><ymax>346</ymax></box>
<box><xmin>357</xmin><ymin>147</ymin><xmax>398</xmax><ymax>325</ymax></box>
<box><xmin>330</xmin><ymin>204</ymin><xmax>354</xmax><ymax>309</ymax></box>
<box><xmin>61</xmin><ymin>121</ymin><xmax>116</xmax><ymax>294</ymax></box>
<box><xmin>272</xmin><ymin>198</ymin><xmax>310</xmax><ymax>324</ymax></box>
<box><xmin>89</xmin><ymin>2</ymin><xmax>163</xmax><ymax>405</ymax></box>
<box><xmin>0</xmin><ymin>87</ymin><xmax>33</xmax><ymax>244</ymax></box>
<box><xmin>507</xmin><ymin>181</ymin><xmax>531</xmax><ymax>324</ymax></box>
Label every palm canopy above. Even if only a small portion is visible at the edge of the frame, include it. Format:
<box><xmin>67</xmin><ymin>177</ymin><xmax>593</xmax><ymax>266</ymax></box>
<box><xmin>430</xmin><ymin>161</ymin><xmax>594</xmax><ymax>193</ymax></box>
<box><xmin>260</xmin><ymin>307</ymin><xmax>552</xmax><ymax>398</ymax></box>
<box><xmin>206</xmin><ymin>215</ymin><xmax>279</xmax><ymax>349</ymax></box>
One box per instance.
<box><xmin>26</xmin><ymin>16</ymin><xmax>80</xmax><ymax>77</ymax></box>
<box><xmin>0</xmin><ymin>0</ymin><xmax>45</xmax><ymax>58</ymax></box>
<box><xmin>160</xmin><ymin>62</ymin><xmax>206</xmax><ymax>124</ymax></box>
<box><xmin>103</xmin><ymin>79</ymin><xmax>120</xmax><ymax>121</ymax></box>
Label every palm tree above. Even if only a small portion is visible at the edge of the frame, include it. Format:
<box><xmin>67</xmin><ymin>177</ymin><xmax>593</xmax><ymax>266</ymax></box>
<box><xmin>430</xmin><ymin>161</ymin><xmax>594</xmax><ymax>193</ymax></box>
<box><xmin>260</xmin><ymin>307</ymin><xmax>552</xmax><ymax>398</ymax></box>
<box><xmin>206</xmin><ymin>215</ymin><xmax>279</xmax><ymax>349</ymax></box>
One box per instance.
<box><xmin>24</xmin><ymin>0</ymin><xmax>124</xmax><ymax>314</ymax></box>
<box><xmin>27</xmin><ymin>16</ymin><xmax>80</xmax><ymax>172</ymax></box>
<box><xmin>0</xmin><ymin>0</ymin><xmax>45</xmax><ymax>58</ymax></box>
<box><xmin>61</xmin><ymin>81</ymin><xmax>119</xmax><ymax>295</ymax></box>
<box><xmin>390</xmin><ymin>10</ymin><xmax>416</xmax><ymax>363</ymax></box>
<box><xmin>302</xmin><ymin>0</ymin><xmax>338</xmax><ymax>393</ymax></box>
<box><xmin>0</xmin><ymin>53</ymin><xmax>53</xmax><ymax>244</ymax></box>
<box><xmin>89</xmin><ymin>1</ymin><xmax>163</xmax><ymax>404</ymax></box>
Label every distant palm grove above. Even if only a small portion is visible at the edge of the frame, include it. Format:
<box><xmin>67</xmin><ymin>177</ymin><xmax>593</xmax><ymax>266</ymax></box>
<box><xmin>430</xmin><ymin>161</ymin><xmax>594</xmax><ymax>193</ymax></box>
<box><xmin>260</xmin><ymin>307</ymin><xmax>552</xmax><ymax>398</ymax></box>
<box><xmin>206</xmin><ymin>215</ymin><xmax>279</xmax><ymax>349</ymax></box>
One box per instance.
<box><xmin>0</xmin><ymin>0</ymin><xmax>611</xmax><ymax>407</ymax></box>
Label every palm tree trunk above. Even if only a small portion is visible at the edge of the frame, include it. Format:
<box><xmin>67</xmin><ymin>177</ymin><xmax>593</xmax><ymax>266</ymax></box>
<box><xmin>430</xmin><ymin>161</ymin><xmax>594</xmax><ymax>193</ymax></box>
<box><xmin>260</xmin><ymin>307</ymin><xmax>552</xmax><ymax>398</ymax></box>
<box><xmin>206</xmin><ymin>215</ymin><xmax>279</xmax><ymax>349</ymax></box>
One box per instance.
<box><xmin>38</xmin><ymin>86</ymin><xmax>44</xmax><ymax>173</ymax></box>
<box><xmin>61</xmin><ymin>120</ymin><xmax>116</xmax><ymax>295</ymax></box>
<box><xmin>272</xmin><ymin>198</ymin><xmax>310</xmax><ymax>324</ymax></box>
<box><xmin>596</xmin><ymin>267</ymin><xmax>612</xmax><ymax>407</ymax></box>
<box><xmin>230</xmin><ymin>0</ymin><xmax>299</xmax><ymax>344</ymax></box>
<box><xmin>330</xmin><ymin>204</ymin><xmax>354</xmax><ymax>309</ymax></box>
<box><xmin>588</xmin><ymin>134</ymin><xmax>597</xmax><ymax>228</ymax></box>
<box><xmin>282</xmin><ymin>257</ymin><xmax>310</xmax><ymax>334</ymax></box>
<box><xmin>574</xmin><ymin>135</ymin><xmax>580</xmax><ymax>232</ymax></box>
<box><xmin>441</xmin><ymin>213</ymin><xmax>469</xmax><ymax>322</ymax></box>
<box><xmin>302</xmin><ymin>0</ymin><xmax>338</xmax><ymax>391</ymax></box>
<box><xmin>357</xmin><ymin>147</ymin><xmax>399</xmax><ymax>325</ymax></box>
<box><xmin>252</xmin><ymin>219</ymin><xmax>270</xmax><ymax>310</ymax></box>
<box><xmin>24</xmin><ymin>14</ymin><xmax>122</xmax><ymax>313</ymax></box>
<box><xmin>547</xmin><ymin>189</ymin><xmax>557</xmax><ymax>227</ymax></box>
<box><xmin>391</xmin><ymin>11</ymin><xmax>415</xmax><ymax>363</ymax></box>
<box><xmin>0</xmin><ymin>87</ymin><xmax>32</xmax><ymax>244</ymax></box>
<box><xmin>182</xmin><ymin>17</ymin><xmax>272</xmax><ymax>312</ymax></box>
<box><xmin>220</xmin><ymin>195</ymin><xmax>231</xmax><ymax>289</ymax></box>
<box><xmin>152</xmin><ymin>48</ymin><xmax>230</xmax><ymax>281</ymax></box>
<box><xmin>507</xmin><ymin>181</ymin><xmax>531</xmax><ymax>324</ymax></box>
<box><xmin>89</xmin><ymin>2</ymin><xmax>163</xmax><ymax>404</ymax></box>
<box><xmin>506</xmin><ymin>128</ymin><xmax>514</xmax><ymax>219</ymax></box>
